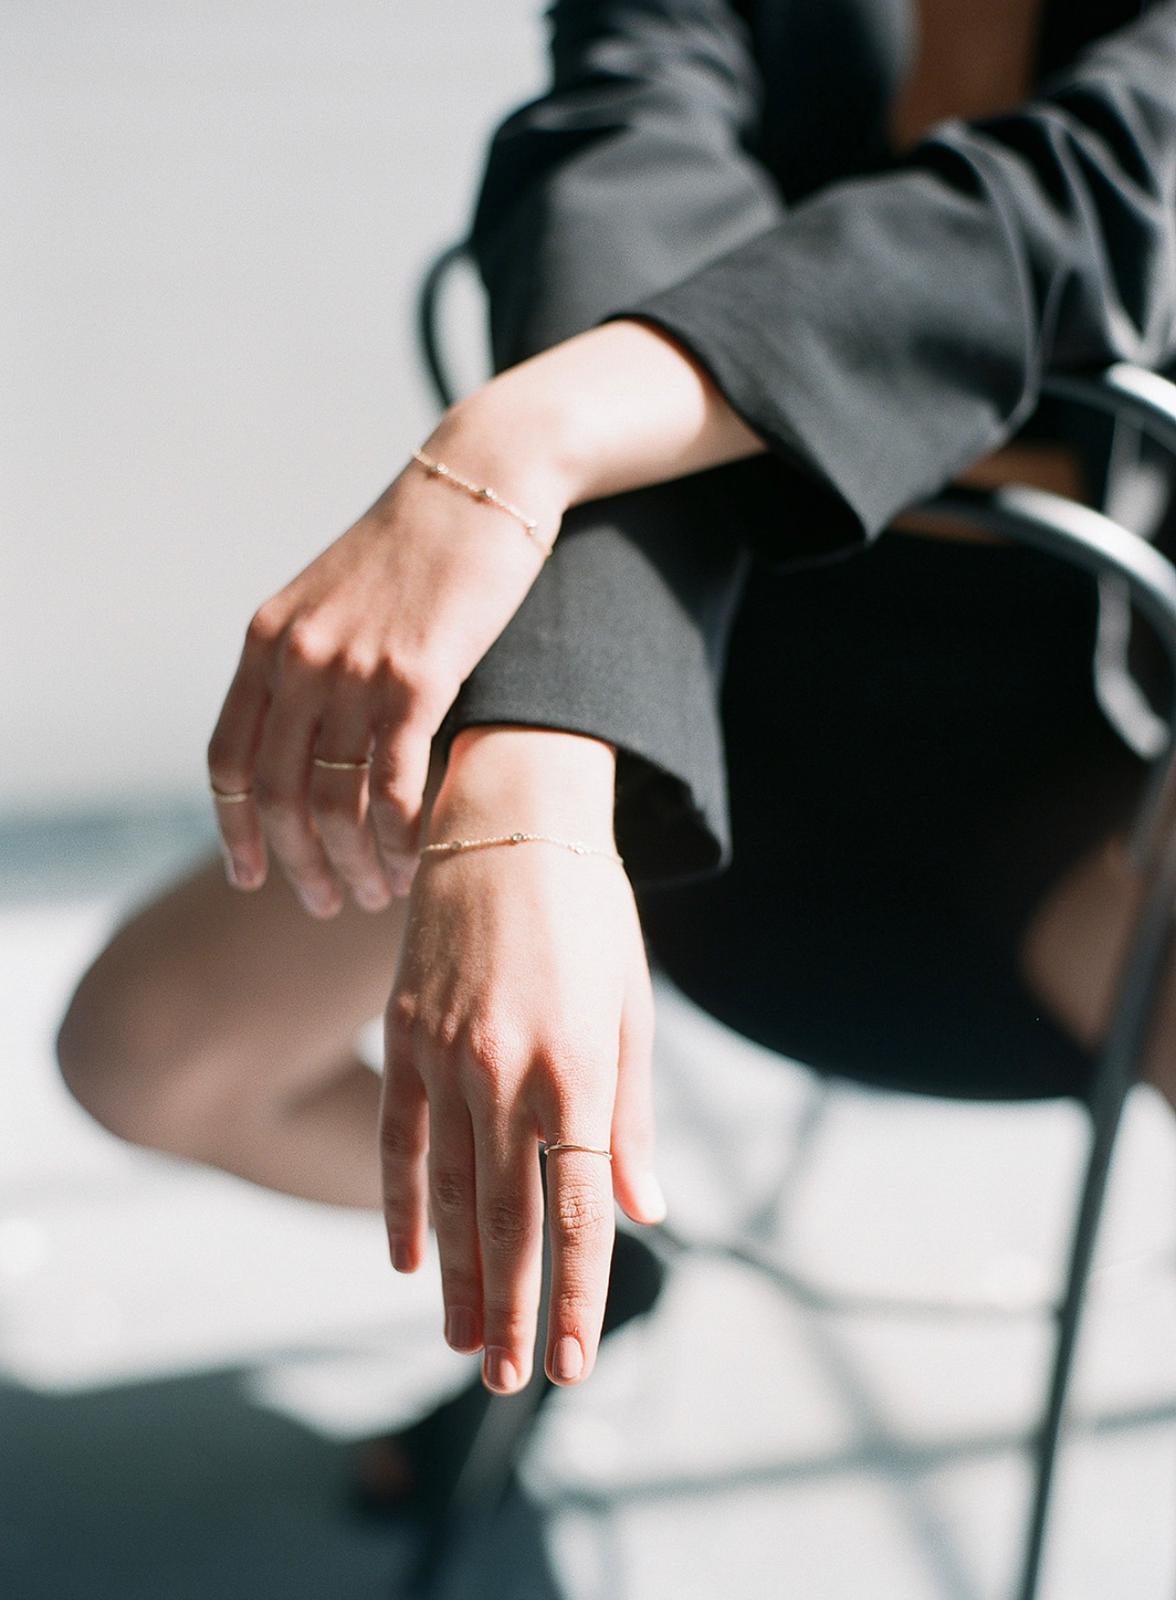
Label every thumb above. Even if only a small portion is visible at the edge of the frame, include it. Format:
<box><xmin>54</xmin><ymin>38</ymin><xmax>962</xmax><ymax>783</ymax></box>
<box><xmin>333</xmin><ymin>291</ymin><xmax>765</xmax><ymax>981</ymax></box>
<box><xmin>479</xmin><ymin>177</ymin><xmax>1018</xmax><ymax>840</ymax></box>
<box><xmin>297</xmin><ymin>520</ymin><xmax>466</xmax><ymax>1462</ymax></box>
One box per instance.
<box><xmin>610</xmin><ymin>965</ymin><xmax>667</xmax><ymax>1226</ymax></box>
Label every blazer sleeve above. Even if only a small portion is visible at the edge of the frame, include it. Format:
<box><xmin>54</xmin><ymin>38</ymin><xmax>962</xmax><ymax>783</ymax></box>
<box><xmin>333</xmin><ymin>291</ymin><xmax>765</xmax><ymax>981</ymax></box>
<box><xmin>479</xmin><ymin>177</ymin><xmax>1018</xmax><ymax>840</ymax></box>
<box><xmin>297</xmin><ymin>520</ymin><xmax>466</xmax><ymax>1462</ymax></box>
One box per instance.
<box><xmin>438</xmin><ymin>0</ymin><xmax>795</xmax><ymax>886</ymax></box>
<box><xmin>439</xmin><ymin>0</ymin><xmax>1176</xmax><ymax>886</ymax></box>
<box><xmin>611</xmin><ymin>0</ymin><xmax>1176</xmax><ymax>555</ymax></box>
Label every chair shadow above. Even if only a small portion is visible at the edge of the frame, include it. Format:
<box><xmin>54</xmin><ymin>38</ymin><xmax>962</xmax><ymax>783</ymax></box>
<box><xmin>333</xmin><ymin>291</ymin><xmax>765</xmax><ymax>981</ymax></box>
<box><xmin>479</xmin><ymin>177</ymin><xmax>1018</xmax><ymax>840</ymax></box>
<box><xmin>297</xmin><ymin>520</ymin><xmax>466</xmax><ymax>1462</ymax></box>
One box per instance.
<box><xmin>0</xmin><ymin>1367</ymin><xmax>561</xmax><ymax>1600</ymax></box>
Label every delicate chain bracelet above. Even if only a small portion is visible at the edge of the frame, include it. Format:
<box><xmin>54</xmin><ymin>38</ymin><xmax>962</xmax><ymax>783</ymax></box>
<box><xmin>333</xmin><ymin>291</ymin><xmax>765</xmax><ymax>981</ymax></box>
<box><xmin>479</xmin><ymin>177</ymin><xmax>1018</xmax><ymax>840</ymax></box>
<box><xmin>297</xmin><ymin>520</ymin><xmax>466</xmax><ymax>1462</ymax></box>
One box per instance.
<box><xmin>420</xmin><ymin>830</ymin><xmax>624</xmax><ymax>866</ymax></box>
<box><xmin>411</xmin><ymin>448</ymin><xmax>553</xmax><ymax>556</ymax></box>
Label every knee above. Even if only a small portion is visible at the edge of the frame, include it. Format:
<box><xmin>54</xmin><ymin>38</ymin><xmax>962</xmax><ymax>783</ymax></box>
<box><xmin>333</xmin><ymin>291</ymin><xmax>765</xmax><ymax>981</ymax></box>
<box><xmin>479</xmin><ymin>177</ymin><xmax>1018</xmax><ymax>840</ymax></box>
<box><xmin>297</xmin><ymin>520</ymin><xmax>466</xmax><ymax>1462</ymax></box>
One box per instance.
<box><xmin>55</xmin><ymin>955</ymin><xmax>236</xmax><ymax>1157</ymax></box>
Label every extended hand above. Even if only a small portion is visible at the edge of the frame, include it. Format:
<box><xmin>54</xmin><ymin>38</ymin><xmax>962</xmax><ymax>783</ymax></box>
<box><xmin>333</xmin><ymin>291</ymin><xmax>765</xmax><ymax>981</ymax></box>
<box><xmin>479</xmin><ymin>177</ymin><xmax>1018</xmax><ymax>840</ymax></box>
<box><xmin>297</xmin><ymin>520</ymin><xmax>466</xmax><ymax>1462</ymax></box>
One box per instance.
<box><xmin>378</xmin><ymin>727</ymin><xmax>667</xmax><ymax>1392</ymax></box>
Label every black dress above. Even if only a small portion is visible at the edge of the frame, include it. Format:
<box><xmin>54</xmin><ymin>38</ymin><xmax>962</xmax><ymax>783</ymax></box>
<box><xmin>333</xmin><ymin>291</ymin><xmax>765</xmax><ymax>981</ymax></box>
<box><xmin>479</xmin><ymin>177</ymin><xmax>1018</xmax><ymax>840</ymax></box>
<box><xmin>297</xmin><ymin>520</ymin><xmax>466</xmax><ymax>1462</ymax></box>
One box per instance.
<box><xmin>438</xmin><ymin>0</ymin><xmax>1176</xmax><ymax>1098</ymax></box>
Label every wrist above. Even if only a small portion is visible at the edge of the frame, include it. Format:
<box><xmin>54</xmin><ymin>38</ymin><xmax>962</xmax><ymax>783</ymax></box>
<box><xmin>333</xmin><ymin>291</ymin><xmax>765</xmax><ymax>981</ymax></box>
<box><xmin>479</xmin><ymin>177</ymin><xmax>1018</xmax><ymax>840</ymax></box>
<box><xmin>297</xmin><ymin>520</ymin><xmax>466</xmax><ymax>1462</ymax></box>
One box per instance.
<box><xmin>431</xmin><ymin>725</ymin><xmax>617</xmax><ymax>847</ymax></box>
<box><xmin>421</xmin><ymin>392</ymin><xmax>579</xmax><ymax>545</ymax></box>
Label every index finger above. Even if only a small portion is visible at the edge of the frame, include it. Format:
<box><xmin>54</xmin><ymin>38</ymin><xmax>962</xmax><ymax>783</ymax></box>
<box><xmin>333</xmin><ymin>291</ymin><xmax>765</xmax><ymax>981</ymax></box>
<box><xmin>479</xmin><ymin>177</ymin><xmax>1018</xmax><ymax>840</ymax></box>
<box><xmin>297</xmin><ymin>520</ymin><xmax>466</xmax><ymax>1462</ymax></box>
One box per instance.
<box><xmin>541</xmin><ymin>1137</ymin><xmax>617</xmax><ymax>1386</ymax></box>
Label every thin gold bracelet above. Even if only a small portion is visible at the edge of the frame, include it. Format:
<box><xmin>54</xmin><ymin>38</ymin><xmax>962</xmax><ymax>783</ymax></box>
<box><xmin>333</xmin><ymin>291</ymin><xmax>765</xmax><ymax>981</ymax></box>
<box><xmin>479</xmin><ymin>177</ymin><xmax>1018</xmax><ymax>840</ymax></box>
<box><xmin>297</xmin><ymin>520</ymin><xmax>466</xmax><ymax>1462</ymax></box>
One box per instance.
<box><xmin>411</xmin><ymin>448</ymin><xmax>553</xmax><ymax>556</ymax></box>
<box><xmin>420</xmin><ymin>831</ymin><xmax>624</xmax><ymax>865</ymax></box>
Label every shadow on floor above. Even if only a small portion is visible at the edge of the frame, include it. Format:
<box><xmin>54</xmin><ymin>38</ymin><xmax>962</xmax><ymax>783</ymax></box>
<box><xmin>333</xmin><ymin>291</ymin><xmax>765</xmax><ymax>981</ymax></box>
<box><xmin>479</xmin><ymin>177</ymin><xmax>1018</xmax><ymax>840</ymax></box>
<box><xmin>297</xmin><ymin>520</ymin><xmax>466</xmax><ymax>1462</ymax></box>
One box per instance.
<box><xmin>0</xmin><ymin>1369</ymin><xmax>562</xmax><ymax>1600</ymax></box>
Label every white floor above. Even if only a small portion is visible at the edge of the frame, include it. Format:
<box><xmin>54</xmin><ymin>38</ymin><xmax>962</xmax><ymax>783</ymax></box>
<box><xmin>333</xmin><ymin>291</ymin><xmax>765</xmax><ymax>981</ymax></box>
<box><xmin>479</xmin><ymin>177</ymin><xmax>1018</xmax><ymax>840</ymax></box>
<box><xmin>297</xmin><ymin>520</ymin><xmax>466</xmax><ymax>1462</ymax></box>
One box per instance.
<box><xmin>2</xmin><ymin>809</ymin><xmax>1175</xmax><ymax>1600</ymax></box>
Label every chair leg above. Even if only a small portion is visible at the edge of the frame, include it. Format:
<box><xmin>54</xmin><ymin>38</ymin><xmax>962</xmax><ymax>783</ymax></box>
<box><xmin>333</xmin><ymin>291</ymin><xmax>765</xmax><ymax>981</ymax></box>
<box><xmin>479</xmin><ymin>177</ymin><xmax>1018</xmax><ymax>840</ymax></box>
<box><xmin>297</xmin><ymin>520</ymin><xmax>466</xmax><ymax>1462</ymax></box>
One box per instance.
<box><xmin>1016</xmin><ymin>831</ymin><xmax>1176</xmax><ymax>1600</ymax></box>
<box><xmin>1015</xmin><ymin>1089</ymin><xmax>1127</xmax><ymax>1600</ymax></box>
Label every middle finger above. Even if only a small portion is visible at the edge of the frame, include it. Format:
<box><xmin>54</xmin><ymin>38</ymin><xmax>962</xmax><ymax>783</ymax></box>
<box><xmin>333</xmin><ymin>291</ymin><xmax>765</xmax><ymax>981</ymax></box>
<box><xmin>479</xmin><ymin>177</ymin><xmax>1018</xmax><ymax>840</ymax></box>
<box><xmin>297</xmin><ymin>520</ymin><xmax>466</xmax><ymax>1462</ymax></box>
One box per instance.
<box><xmin>474</xmin><ymin>1113</ymin><xmax>545</xmax><ymax>1395</ymax></box>
<box><xmin>540</xmin><ymin>1139</ymin><xmax>616</xmax><ymax>1388</ymax></box>
<box><xmin>426</xmin><ymin>1082</ymin><xmax>484</xmax><ymax>1355</ymax></box>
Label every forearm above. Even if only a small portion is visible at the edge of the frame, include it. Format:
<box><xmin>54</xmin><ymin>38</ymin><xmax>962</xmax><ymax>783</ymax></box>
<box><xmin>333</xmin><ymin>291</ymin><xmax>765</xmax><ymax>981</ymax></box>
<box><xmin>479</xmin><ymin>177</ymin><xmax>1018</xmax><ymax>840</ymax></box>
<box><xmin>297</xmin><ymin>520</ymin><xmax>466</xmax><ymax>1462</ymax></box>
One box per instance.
<box><xmin>423</xmin><ymin>318</ymin><xmax>769</xmax><ymax>523</ymax></box>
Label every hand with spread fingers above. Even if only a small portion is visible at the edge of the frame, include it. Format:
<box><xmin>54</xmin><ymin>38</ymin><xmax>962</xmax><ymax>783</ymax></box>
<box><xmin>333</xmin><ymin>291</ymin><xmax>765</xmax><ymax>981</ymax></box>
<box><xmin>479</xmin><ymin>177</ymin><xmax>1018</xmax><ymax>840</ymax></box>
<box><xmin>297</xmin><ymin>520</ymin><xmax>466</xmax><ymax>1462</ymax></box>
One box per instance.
<box><xmin>205</xmin><ymin>406</ymin><xmax>569</xmax><ymax>920</ymax></box>
<box><xmin>379</xmin><ymin>725</ymin><xmax>667</xmax><ymax>1393</ymax></box>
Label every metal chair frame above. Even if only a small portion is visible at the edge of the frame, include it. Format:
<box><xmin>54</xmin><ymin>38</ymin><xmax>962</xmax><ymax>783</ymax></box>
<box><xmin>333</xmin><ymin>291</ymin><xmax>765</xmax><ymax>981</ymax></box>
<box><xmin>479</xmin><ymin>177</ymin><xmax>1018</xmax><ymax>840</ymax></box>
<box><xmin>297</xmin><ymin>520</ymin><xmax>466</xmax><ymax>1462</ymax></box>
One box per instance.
<box><xmin>410</xmin><ymin>239</ymin><xmax>1176</xmax><ymax>1600</ymax></box>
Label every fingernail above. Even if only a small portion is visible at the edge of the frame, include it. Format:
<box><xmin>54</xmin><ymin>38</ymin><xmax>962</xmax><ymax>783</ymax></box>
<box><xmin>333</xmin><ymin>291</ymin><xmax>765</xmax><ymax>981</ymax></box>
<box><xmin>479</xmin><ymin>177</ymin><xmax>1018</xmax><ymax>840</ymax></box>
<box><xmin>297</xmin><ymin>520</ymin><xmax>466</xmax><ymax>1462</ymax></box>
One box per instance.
<box><xmin>220</xmin><ymin>849</ymin><xmax>239</xmax><ymax>888</ymax></box>
<box><xmin>445</xmin><ymin>1307</ymin><xmax>478</xmax><ymax>1351</ymax></box>
<box><xmin>635</xmin><ymin>1172</ymin><xmax>668</xmax><ymax>1222</ymax></box>
<box><xmin>387</xmin><ymin>858</ymin><xmax>417</xmax><ymax>898</ymax></box>
<box><xmin>484</xmin><ymin>1348</ymin><xmax>521</xmax><ymax>1393</ymax></box>
<box><xmin>298</xmin><ymin>883</ymin><xmax>337</xmax><ymax>917</ymax></box>
<box><xmin>389</xmin><ymin>1239</ymin><xmax>414</xmax><ymax>1273</ymax></box>
<box><xmin>552</xmin><ymin>1335</ymin><xmax>583</xmax><ymax>1382</ymax></box>
<box><xmin>356</xmin><ymin>881</ymin><xmax>391</xmax><ymax>912</ymax></box>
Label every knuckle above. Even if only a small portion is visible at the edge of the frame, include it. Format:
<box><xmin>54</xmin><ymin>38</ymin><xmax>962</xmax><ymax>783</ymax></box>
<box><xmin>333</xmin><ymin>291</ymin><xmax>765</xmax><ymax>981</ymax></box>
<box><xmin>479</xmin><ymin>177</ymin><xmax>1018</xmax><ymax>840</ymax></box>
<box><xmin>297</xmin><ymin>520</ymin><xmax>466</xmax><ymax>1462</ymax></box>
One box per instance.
<box><xmin>430</xmin><ymin>1167</ymin><xmax>472</xmax><ymax>1218</ymax></box>
<box><xmin>336</xmin><ymin>645</ymin><xmax>377</xmax><ymax>684</ymax></box>
<box><xmin>245</xmin><ymin>600</ymin><xmax>285</xmax><ymax>650</ymax></box>
<box><xmin>553</xmin><ymin>1285</ymin><xmax>593</xmax><ymax>1328</ymax></box>
<box><xmin>481</xmin><ymin>1300</ymin><xmax>533</xmax><ymax>1351</ymax></box>
<box><xmin>440</xmin><ymin>1270</ymin><xmax>481</xmax><ymax>1307</ymax></box>
<box><xmin>369</xmin><ymin>771</ymin><xmax>415</xmax><ymax>819</ymax></box>
<box><xmin>551</xmin><ymin>1182</ymin><xmax>611</xmax><ymax>1249</ymax></box>
<box><xmin>464</xmin><ymin>1019</ymin><xmax>511</xmax><ymax>1079</ymax></box>
<box><xmin>282</xmin><ymin>617</ymin><xmax>336</xmax><ymax>672</ymax></box>
<box><xmin>482</xmin><ymin>1197</ymin><xmax>529</xmax><ymax>1252</ymax></box>
<box><xmin>375</xmin><ymin>649</ymin><xmax>452</xmax><ymax>725</ymax></box>
<box><xmin>372</xmin><ymin>647</ymin><xmax>420</xmax><ymax>700</ymax></box>
<box><xmin>380</xmin><ymin>1117</ymin><xmax>418</xmax><ymax>1165</ymax></box>
<box><xmin>431</xmin><ymin>1010</ymin><xmax>467</xmax><ymax>1058</ymax></box>
<box><xmin>387</xmin><ymin>992</ymin><xmax>419</xmax><ymax>1045</ymax></box>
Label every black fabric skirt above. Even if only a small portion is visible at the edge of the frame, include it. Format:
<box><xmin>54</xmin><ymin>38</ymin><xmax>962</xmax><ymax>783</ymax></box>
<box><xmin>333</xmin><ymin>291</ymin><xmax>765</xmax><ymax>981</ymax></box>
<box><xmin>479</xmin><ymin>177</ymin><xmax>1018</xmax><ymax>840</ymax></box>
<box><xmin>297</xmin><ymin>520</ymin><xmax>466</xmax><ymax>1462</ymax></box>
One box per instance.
<box><xmin>637</xmin><ymin>530</ymin><xmax>1147</xmax><ymax>1102</ymax></box>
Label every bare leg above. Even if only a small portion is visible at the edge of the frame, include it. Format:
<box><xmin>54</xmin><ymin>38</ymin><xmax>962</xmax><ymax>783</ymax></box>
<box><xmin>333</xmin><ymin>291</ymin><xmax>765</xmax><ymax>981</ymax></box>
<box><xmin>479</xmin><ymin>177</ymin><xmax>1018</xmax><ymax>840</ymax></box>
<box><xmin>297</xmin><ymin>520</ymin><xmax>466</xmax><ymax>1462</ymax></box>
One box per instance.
<box><xmin>1020</xmin><ymin>831</ymin><xmax>1176</xmax><ymax>1112</ymax></box>
<box><xmin>56</xmin><ymin>849</ymin><xmax>407</xmax><ymax>1207</ymax></box>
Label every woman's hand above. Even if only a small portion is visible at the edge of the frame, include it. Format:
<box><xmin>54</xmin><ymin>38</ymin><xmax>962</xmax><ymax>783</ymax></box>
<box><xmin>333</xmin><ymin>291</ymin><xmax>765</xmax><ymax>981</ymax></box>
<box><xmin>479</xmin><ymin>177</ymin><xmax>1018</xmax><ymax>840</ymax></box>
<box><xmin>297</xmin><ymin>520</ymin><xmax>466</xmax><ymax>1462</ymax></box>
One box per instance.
<box><xmin>205</xmin><ymin>407</ymin><xmax>571</xmax><ymax>917</ymax></box>
<box><xmin>206</xmin><ymin>318</ymin><xmax>765</xmax><ymax>918</ymax></box>
<box><xmin>379</xmin><ymin>725</ymin><xmax>667</xmax><ymax>1393</ymax></box>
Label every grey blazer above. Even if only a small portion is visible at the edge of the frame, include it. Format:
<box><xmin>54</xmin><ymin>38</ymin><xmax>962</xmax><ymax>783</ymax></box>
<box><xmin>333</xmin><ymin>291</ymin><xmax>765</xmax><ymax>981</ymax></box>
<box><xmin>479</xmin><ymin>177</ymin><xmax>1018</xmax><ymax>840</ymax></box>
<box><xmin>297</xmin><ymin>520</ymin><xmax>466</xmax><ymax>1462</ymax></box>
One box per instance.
<box><xmin>438</xmin><ymin>0</ymin><xmax>1176</xmax><ymax>885</ymax></box>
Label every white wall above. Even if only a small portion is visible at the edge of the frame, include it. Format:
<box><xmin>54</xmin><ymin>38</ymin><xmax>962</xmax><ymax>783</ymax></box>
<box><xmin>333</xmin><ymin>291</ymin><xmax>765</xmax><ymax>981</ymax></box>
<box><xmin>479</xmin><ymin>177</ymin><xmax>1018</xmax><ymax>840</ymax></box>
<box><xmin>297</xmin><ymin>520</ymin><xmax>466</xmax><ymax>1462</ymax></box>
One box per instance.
<box><xmin>0</xmin><ymin>1</ymin><xmax>545</xmax><ymax>814</ymax></box>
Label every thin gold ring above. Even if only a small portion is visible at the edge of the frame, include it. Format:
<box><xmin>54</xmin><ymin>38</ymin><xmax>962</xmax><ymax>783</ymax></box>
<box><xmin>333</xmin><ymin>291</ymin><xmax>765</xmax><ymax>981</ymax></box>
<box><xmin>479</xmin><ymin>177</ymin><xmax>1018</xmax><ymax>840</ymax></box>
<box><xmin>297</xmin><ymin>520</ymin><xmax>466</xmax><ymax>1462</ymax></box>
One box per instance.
<box><xmin>539</xmin><ymin>1140</ymin><xmax>613</xmax><ymax>1161</ymax></box>
<box><xmin>210</xmin><ymin>783</ymin><xmax>252</xmax><ymax>804</ymax></box>
<box><xmin>312</xmin><ymin>755</ymin><xmax>372</xmax><ymax>771</ymax></box>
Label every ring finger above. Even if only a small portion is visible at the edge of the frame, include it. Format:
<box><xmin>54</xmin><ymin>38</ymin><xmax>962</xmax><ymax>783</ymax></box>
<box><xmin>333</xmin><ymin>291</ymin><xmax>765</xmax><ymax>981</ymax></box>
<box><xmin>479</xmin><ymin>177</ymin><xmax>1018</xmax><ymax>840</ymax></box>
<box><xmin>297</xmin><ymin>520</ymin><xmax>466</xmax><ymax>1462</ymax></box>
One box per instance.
<box><xmin>541</xmin><ymin>1136</ymin><xmax>616</xmax><ymax>1387</ymax></box>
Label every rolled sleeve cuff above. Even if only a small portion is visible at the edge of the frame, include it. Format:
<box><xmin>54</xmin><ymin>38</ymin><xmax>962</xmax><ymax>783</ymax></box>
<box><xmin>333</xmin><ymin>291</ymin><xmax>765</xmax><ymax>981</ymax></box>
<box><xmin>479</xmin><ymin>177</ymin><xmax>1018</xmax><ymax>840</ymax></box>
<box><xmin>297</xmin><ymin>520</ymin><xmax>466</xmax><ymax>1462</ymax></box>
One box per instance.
<box><xmin>437</xmin><ymin>478</ymin><xmax>749</xmax><ymax>886</ymax></box>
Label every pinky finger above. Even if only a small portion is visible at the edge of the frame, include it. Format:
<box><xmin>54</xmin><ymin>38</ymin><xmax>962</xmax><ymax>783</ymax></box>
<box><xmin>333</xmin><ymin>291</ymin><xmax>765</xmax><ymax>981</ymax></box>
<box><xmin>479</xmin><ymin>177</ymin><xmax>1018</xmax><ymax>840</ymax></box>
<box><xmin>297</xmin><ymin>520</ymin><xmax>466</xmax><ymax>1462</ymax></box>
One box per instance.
<box><xmin>378</xmin><ymin>1035</ymin><xmax>430</xmax><ymax>1273</ymax></box>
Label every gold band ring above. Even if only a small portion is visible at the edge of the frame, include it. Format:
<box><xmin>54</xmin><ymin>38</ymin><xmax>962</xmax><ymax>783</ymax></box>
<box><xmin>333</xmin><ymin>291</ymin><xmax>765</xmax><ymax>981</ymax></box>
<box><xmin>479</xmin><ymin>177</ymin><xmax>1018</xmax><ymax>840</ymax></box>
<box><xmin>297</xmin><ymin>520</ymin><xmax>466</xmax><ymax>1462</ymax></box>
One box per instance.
<box><xmin>539</xmin><ymin>1140</ymin><xmax>613</xmax><ymax>1161</ymax></box>
<box><xmin>312</xmin><ymin>755</ymin><xmax>372</xmax><ymax>771</ymax></box>
<box><xmin>210</xmin><ymin>783</ymin><xmax>252</xmax><ymax>803</ymax></box>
